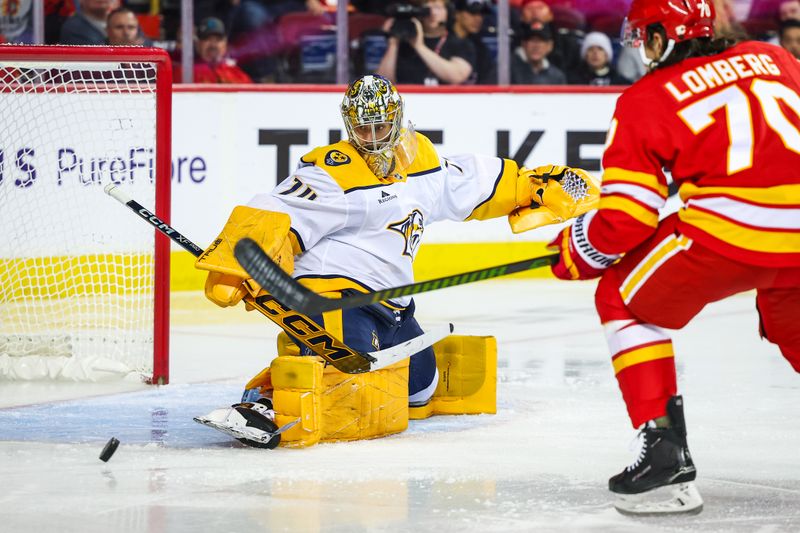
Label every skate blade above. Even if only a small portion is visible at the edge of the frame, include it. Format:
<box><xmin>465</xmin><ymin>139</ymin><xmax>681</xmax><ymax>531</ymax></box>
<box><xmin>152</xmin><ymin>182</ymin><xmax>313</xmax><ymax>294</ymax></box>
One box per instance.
<box><xmin>614</xmin><ymin>482</ymin><xmax>704</xmax><ymax>516</ymax></box>
<box><xmin>272</xmin><ymin>417</ymin><xmax>300</xmax><ymax>436</ymax></box>
<box><xmin>193</xmin><ymin>416</ymin><xmax>299</xmax><ymax>444</ymax></box>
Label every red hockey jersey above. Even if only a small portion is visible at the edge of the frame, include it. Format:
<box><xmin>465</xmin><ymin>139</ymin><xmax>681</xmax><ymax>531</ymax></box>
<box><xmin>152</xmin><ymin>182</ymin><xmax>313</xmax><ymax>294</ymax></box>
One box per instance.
<box><xmin>591</xmin><ymin>40</ymin><xmax>800</xmax><ymax>267</ymax></box>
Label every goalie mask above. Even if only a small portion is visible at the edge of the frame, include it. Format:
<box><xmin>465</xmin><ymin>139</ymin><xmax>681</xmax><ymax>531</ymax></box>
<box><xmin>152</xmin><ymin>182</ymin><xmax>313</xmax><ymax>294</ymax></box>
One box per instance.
<box><xmin>341</xmin><ymin>75</ymin><xmax>412</xmax><ymax>178</ymax></box>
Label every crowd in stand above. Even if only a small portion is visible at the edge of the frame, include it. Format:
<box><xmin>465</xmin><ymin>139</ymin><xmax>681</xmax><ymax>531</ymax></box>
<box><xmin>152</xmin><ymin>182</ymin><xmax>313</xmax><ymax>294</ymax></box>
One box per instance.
<box><xmin>2</xmin><ymin>0</ymin><xmax>800</xmax><ymax>85</ymax></box>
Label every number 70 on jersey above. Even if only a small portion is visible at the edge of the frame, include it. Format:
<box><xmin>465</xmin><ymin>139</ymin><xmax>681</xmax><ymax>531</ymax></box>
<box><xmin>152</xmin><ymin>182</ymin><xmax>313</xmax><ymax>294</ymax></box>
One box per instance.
<box><xmin>676</xmin><ymin>79</ymin><xmax>800</xmax><ymax>175</ymax></box>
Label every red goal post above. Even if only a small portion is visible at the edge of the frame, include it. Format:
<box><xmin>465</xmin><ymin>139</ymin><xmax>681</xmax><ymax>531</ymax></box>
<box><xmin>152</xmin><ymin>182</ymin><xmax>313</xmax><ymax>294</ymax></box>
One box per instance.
<box><xmin>0</xmin><ymin>46</ymin><xmax>172</xmax><ymax>383</ymax></box>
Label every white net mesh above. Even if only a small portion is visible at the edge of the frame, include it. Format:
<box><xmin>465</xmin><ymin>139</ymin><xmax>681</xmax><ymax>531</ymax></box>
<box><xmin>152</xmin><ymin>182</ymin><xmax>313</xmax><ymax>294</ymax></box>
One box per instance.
<box><xmin>561</xmin><ymin>170</ymin><xmax>592</xmax><ymax>202</ymax></box>
<box><xmin>0</xmin><ymin>54</ymin><xmax>161</xmax><ymax>381</ymax></box>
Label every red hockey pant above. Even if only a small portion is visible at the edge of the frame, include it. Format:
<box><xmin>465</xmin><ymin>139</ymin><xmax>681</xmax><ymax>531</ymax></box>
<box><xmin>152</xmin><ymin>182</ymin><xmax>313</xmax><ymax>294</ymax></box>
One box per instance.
<box><xmin>595</xmin><ymin>215</ymin><xmax>800</xmax><ymax>427</ymax></box>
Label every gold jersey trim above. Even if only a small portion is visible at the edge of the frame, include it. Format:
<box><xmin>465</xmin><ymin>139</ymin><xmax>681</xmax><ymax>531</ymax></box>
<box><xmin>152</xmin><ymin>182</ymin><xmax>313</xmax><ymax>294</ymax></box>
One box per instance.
<box><xmin>299</xmin><ymin>133</ymin><xmax>441</xmax><ymax>193</ymax></box>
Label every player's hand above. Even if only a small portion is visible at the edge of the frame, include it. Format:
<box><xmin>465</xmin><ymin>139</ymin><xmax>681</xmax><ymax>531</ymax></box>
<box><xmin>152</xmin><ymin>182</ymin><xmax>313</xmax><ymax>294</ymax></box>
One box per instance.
<box><xmin>547</xmin><ymin>215</ymin><xmax>617</xmax><ymax>280</ymax></box>
<box><xmin>409</xmin><ymin>18</ymin><xmax>424</xmax><ymax>49</ymax></box>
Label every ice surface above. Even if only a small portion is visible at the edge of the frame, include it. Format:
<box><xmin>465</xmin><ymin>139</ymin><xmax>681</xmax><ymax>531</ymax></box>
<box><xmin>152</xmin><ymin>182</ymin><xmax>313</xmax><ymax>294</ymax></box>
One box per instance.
<box><xmin>1</xmin><ymin>281</ymin><xmax>799</xmax><ymax>532</ymax></box>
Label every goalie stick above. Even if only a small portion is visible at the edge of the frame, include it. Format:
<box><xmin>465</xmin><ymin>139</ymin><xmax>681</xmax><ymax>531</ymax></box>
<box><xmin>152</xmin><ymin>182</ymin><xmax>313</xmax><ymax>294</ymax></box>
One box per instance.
<box><xmin>234</xmin><ymin>237</ymin><xmax>558</xmax><ymax>315</ymax></box>
<box><xmin>104</xmin><ymin>184</ymin><xmax>453</xmax><ymax>374</ymax></box>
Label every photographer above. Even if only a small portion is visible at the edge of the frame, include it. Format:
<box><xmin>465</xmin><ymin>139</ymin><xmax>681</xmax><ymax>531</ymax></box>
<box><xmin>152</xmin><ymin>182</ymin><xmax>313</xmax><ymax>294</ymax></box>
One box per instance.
<box><xmin>376</xmin><ymin>0</ymin><xmax>476</xmax><ymax>85</ymax></box>
<box><xmin>452</xmin><ymin>0</ymin><xmax>496</xmax><ymax>84</ymax></box>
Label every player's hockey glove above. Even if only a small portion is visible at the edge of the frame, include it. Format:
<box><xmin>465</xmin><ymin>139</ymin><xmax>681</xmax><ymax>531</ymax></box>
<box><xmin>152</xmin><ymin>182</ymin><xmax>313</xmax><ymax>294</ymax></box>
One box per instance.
<box><xmin>509</xmin><ymin>165</ymin><xmax>600</xmax><ymax>233</ymax></box>
<box><xmin>195</xmin><ymin>206</ymin><xmax>295</xmax><ymax>307</ymax></box>
<box><xmin>547</xmin><ymin>212</ymin><xmax>619</xmax><ymax>280</ymax></box>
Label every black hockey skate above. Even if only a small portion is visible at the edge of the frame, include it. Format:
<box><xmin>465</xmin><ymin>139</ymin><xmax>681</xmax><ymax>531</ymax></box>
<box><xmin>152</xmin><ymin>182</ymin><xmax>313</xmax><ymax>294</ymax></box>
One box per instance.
<box><xmin>194</xmin><ymin>398</ymin><xmax>298</xmax><ymax>449</ymax></box>
<box><xmin>610</xmin><ymin>396</ymin><xmax>703</xmax><ymax>515</ymax></box>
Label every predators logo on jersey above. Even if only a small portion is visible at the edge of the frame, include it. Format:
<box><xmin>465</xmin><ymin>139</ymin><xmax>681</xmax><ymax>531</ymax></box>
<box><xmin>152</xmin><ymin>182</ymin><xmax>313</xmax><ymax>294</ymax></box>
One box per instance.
<box><xmin>325</xmin><ymin>150</ymin><xmax>351</xmax><ymax>166</ymax></box>
<box><xmin>388</xmin><ymin>209</ymin><xmax>424</xmax><ymax>258</ymax></box>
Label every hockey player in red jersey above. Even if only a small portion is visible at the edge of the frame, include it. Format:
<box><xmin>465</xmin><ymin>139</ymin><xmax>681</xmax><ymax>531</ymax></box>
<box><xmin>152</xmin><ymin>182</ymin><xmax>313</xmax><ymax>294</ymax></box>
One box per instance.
<box><xmin>548</xmin><ymin>0</ymin><xmax>800</xmax><ymax>515</ymax></box>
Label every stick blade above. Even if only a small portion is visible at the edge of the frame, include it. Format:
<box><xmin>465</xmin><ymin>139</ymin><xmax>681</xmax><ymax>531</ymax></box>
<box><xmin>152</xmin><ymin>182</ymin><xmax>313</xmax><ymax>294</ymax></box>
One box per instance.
<box><xmin>368</xmin><ymin>323</ymin><xmax>454</xmax><ymax>371</ymax></box>
<box><xmin>234</xmin><ymin>237</ymin><xmax>317</xmax><ymax>313</ymax></box>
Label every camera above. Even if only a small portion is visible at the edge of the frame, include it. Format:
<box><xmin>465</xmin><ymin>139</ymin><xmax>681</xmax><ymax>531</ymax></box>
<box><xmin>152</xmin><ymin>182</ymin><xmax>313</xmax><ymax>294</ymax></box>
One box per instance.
<box><xmin>386</xmin><ymin>3</ymin><xmax>431</xmax><ymax>41</ymax></box>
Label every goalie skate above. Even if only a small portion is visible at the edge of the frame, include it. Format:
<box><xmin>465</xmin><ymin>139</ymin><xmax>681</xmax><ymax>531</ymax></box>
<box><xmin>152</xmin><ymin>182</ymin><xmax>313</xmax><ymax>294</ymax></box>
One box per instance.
<box><xmin>194</xmin><ymin>399</ymin><xmax>299</xmax><ymax>449</ymax></box>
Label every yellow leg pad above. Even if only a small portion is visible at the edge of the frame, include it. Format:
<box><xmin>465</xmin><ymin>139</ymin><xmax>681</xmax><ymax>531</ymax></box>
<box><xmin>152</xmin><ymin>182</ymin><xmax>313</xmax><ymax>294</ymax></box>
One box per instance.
<box><xmin>409</xmin><ymin>335</ymin><xmax>497</xmax><ymax>420</ymax></box>
<box><xmin>271</xmin><ymin>355</ymin><xmax>410</xmax><ymax>448</ymax></box>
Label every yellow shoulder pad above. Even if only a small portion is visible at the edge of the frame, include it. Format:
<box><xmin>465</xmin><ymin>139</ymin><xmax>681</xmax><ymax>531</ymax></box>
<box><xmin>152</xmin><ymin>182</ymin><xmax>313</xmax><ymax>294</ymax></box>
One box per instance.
<box><xmin>405</xmin><ymin>132</ymin><xmax>440</xmax><ymax>176</ymax></box>
<box><xmin>300</xmin><ymin>141</ymin><xmax>381</xmax><ymax>192</ymax></box>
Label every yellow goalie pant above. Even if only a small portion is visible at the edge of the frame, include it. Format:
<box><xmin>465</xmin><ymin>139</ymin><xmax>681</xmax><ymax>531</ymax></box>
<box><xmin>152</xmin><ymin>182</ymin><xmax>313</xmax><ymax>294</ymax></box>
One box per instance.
<box><xmin>244</xmin><ymin>333</ymin><xmax>497</xmax><ymax>448</ymax></box>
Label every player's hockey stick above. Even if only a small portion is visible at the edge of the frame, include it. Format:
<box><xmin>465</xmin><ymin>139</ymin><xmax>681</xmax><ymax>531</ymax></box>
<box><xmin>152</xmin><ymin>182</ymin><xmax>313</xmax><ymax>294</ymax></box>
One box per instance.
<box><xmin>234</xmin><ymin>237</ymin><xmax>559</xmax><ymax>315</ymax></box>
<box><xmin>104</xmin><ymin>185</ymin><xmax>452</xmax><ymax>374</ymax></box>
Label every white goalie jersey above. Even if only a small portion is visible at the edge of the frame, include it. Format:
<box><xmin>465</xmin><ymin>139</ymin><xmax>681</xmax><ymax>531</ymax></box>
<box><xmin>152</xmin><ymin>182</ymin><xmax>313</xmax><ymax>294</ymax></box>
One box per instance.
<box><xmin>247</xmin><ymin>134</ymin><xmax>519</xmax><ymax>306</ymax></box>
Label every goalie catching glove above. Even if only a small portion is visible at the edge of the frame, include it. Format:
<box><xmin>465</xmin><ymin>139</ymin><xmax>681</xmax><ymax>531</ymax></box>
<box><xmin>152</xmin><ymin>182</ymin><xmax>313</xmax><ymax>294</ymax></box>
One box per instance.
<box><xmin>509</xmin><ymin>165</ymin><xmax>600</xmax><ymax>233</ymax></box>
<box><xmin>195</xmin><ymin>206</ymin><xmax>296</xmax><ymax>307</ymax></box>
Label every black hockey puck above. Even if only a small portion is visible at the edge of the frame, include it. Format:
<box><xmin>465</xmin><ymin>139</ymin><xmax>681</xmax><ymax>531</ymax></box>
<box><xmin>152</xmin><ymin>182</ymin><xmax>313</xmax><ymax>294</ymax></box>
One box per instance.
<box><xmin>99</xmin><ymin>437</ymin><xmax>120</xmax><ymax>462</ymax></box>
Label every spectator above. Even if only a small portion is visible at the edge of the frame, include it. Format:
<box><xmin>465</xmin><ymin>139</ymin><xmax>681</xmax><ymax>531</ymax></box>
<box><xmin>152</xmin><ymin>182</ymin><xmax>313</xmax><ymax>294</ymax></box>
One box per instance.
<box><xmin>124</xmin><ymin>0</ymin><xmax>152</xmax><ymax>13</ymax></box>
<box><xmin>376</xmin><ymin>0</ymin><xmax>476</xmax><ymax>85</ymax></box>
<box><xmin>511</xmin><ymin>21</ymin><xmax>566</xmax><ymax>84</ymax></box>
<box><xmin>59</xmin><ymin>0</ymin><xmax>114</xmax><ymax>45</ymax></box>
<box><xmin>712</xmin><ymin>0</ymin><xmax>749</xmax><ymax>40</ymax></box>
<box><xmin>106</xmin><ymin>6</ymin><xmax>144</xmax><ymax>46</ymax></box>
<box><xmin>517</xmin><ymin>0</ymin><xmax>551</xmax><ymax>25</ymax></box>
<box><xmin>212</xmin><ymin>0</ymin><xmax>332</xmax><ymax>82</ymax></box>
<box><xmin>615</xmin><ymin>46</ymin><xmax>648</xmax><ymax>83</ymax></box>
<box><xmin>45</xmin><ymin>0</ymin><xmax>77</xmax><ymax>44</ymax></box>
<box><xmin>779</xmin><ymin>0</ymin><xmax>800</xmax><ymax>20</ymax></box>
<box><xmin>768</xmin><ymin>1</ymin><xmax>800</xmax><ymax>44</ymax></box>
<box><xmin>226</xmin><ymin>1</ymin><xmax>320</xmax><ymax>39</ymax></box>
<box><xmin>451</xmin><ymin>0</ymin><xmax>496</xmax><ymax>84</ymax></box>
<box><xmin>175</xmin><ymin>17</ymin><xmax>254</xmax><ymax>84</ymax></box>
<box><xmin>349</xmin><ymin>0</ymin><xmax>389</xmax><ymax>14</ymax></box>
<box><xmin>517</xmin><ymin>0</ymin><xmax>586</xmax><ymax>30</ymax></box>
<box><xmin>780</xmin><ymin>18</ymin><xmax>800</xmax><ymax>58</ymax></box>
<box><xmin>515</xmin><ymin>0</ymin><xmax>582</xmax><ymax>75</ymax></box>
<box><xmin>568</xmin><ymin>31</ymin><xmax>632</xmax><ymax>86</ymax></box>
<box><xmin>0</xmin><ymin>0</ymin><xmax>33</xmax><ymax>43</ymax></box>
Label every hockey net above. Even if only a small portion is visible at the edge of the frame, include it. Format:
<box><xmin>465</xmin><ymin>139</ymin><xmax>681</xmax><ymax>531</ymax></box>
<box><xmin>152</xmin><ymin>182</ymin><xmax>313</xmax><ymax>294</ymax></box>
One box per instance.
<box><xmin>0</xmin><ymin>46</ymin><xmax>172</xmax><ymax>383</ymax></box>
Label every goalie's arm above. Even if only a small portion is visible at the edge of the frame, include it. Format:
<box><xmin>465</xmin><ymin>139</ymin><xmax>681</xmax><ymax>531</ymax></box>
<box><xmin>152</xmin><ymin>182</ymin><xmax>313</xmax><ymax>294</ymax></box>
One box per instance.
<box><xmin>435</xmin><ymin>155</ymin><xmax>599</xmax><ymax>231</ymax></box>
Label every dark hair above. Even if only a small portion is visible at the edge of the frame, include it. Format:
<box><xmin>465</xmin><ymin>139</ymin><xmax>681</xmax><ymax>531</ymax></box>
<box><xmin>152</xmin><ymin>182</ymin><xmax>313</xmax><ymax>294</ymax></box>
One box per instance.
<box><xmin>646</xmin><ymin>24</ymin><xmax>734</xmax><ymax>70</ymax></box>
<box><xmin>779</xmin><ymin>19</ymin><xmax>800</xmax><ymax>39</ymax></box>
<box><xmin>107</xmin><ymin>6</ymin><xmax>136</xmax><ymax>24</ymax></box>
